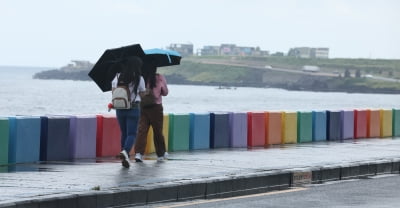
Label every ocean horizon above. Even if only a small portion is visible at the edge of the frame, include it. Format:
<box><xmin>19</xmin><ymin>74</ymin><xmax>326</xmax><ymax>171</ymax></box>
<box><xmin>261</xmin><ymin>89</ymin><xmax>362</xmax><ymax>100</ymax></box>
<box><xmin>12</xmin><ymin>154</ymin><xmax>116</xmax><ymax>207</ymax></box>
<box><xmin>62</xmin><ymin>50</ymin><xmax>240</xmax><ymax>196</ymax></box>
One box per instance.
<box><xmin>1</xmin><ymin>66</ymin><xmax>400</xmax><ymax>116</ymax></box>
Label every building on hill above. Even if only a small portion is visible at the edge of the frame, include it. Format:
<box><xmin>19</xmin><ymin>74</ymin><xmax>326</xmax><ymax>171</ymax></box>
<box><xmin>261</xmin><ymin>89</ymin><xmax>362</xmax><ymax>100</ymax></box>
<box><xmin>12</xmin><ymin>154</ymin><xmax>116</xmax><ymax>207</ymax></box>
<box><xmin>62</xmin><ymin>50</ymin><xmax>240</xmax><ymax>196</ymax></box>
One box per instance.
<box><xmin>200</xmin><ymin>45</ymin><xmax>220</xmax><ymax>56</ymax></box>
<box><xmin>168</xmin><ymin>43</ymin><xmax>193</xmax><ymax>57</ymax></box>
<box><xmin>60</xmin><ymin>60</ymin><xmax>93</xmax><ymax>72</ymax></box>
<box><xmin>311</xmin><ymin>48</ymin><xmax>329</xmax><ymax>59</ymax></box>
<box><xmin>288</xmin><ymin>47</ymin><xmax>329</xmax><ymax>59</ymax></box>
<box><xmin>220</xmin><ymin>44</ymin><xmax>236</xmax><ymax>56</ymax></box>
<box><xmin>199</xmin><ymin>44</ymin><xmax>269</xmax><ymax>56</ymax></box>
<box><xmin>288</xmin><ymin>47</ymin><xmax>312</xmax><ymax>58</ymax></box>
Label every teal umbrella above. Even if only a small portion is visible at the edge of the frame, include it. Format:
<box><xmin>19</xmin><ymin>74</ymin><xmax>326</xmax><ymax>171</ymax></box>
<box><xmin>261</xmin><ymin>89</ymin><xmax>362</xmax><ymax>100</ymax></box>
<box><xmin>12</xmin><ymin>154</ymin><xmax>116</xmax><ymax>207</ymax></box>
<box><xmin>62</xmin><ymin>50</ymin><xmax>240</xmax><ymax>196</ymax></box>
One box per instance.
<box><xmin>143</xmin><ymin>48</ymin><xmax>181</xmax><ymax>67</ymax></box>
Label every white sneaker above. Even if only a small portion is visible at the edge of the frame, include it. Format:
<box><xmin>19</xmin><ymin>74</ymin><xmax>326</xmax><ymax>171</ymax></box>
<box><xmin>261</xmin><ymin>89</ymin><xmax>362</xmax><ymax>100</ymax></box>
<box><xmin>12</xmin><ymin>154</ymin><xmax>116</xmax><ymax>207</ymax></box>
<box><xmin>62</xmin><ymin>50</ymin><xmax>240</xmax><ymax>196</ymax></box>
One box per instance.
<box><xmin>119</xmin><ymin>150</ymin><xmax>130</xmax><ymax>168</ymax></box>
<box><xmin>157</xmin><ymin>152</ymin><xmax>169</xmax><ymax>161</ymax></box>
<box><xmin>135</xmin><ymin>153</ymin><xmax>143</xmax><ymax>162</ymax></box>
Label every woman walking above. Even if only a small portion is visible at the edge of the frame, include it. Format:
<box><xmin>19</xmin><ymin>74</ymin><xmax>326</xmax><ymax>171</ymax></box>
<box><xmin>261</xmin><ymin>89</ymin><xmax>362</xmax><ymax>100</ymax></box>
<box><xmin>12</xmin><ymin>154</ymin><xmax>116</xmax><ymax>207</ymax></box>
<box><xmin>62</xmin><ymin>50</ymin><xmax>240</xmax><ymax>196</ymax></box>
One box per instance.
<box><xmin>134</xmin><ymin>62</ymin><xmax>169</xmax><ymax>162</ymax></box>
<box><xmin>111</xmin><ymin>56</ymin><xmax>145</xmax><ymax>168</ymax></box>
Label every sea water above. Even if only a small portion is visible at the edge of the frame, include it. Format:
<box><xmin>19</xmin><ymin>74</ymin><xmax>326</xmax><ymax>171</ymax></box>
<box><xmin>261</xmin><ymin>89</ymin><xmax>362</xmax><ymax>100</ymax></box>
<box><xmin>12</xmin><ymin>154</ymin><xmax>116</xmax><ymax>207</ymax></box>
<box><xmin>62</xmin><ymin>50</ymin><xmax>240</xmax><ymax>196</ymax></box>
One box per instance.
<box><xmin>1</xmin><ymin>66</ymin><xmax>400</xmax><ymax>116</ymax></box>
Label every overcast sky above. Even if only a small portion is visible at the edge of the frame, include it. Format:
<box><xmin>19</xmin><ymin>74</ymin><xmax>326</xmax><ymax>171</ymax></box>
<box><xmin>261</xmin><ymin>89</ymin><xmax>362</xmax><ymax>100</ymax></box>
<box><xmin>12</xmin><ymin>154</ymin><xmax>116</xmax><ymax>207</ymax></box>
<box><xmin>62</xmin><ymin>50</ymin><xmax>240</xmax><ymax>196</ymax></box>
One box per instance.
<box><xmin>1</xmin><ymin>0</ymin><xmax>399</xmax><ymax>67</ymax></box>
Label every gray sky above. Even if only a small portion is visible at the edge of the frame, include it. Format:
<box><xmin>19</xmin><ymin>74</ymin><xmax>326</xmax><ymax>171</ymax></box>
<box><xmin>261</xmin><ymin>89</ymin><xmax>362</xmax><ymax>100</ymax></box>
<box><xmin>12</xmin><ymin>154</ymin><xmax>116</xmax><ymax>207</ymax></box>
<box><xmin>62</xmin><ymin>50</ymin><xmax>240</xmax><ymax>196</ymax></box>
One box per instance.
<box><xmin>1</xmin><ymin>0</ymin><xmax>399</xmax><ymax>67</ymax></box>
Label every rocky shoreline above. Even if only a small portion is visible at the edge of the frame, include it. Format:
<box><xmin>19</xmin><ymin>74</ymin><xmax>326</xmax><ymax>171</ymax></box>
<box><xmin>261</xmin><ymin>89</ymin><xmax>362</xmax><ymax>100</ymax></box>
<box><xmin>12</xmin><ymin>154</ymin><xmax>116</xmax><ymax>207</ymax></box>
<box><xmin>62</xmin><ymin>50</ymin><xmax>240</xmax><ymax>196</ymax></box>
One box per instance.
<box><xmin>32</xmin><ymin>62</ymin><xmax>400</xmax><ymax>94</ymax></box>
<box><xmin>164</xmin><ymin>74</ymin><xmax>400</xmax><ymax>94</ymax></box>
<box><xmin>33</xmin><ymin>69</ymin><xmax>91</xmax><ymax>80</ymax></box>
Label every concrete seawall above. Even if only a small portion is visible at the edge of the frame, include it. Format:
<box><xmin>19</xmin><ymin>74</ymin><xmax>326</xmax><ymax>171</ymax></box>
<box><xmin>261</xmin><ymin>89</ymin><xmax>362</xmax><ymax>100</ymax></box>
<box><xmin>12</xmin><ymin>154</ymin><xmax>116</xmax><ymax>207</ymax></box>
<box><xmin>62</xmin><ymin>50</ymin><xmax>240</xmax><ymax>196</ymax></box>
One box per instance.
<box><xmin>1</xmin><ymin>109</ymin><xmax>399</xmax><ymax>165</ymax></box>
<box><xmin>1</xmin><ymin>139</ymin><xmax>400</xmax><ymax>207</ymax></box>
<box><xmin>1</xmin><ymin>109</ymin><xmax>400</xmax><ymax>207</ymax></box>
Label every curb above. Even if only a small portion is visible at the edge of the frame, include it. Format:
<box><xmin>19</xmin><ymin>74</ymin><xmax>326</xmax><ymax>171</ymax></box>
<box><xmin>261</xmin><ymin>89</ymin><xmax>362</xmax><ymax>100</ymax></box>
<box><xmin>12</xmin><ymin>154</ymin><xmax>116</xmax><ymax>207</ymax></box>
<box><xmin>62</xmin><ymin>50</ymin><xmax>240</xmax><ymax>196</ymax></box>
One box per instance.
<box><xmin>1</xmin><ymin>159</ymin><xmax>400</xmax><ymax>208</ymax></box>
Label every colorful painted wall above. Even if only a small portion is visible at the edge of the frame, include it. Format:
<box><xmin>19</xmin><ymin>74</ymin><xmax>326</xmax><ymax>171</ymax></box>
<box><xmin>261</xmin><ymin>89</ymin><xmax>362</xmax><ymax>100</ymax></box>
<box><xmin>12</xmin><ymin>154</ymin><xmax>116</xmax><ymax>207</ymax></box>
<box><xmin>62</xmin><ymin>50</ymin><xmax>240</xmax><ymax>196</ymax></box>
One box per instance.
<box><xmin>0</xmin><ymin>108</ymin><xmax>399</xmax><ymax>165</ymax></box>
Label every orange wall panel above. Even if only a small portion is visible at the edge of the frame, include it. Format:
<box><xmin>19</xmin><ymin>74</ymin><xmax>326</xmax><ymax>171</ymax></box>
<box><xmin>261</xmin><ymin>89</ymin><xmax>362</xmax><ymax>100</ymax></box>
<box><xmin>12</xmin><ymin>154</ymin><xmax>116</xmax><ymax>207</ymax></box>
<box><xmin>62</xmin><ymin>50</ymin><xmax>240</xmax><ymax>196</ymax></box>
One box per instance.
<box><xmin>367</xmin><ymin>110</ymin><xmax>380</xmax><ymax>138</ymax></box>
<box><xmin>266</xmin><ymin>112</ymin><xmax>282</xmax><ymax>145</ymax></box>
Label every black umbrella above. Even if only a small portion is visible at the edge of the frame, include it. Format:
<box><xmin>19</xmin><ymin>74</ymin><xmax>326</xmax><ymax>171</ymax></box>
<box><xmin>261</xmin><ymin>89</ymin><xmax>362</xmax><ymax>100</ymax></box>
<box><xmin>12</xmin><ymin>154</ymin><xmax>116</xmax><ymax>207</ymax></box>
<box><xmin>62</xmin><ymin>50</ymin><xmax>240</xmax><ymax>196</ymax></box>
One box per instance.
<box><xmin>143</xmin><ymin>48</ymin><xmax>181</xmax><ymax>67</ymax></box>
<box><xmin>88</xmin><ymin>44</ymin><xmax>145</xmax><ymax>92</ymax></box>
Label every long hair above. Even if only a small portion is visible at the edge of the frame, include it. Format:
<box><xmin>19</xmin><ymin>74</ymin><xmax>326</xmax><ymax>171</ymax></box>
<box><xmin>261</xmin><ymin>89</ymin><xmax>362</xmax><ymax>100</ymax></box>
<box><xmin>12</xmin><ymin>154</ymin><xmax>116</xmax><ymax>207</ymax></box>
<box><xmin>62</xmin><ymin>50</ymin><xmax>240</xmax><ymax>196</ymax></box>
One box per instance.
<box><xmin>118</xmin><ymin>56</ymin><xmax>143</xmax><ymax>93</ymax></box>
<box><xmin>142</xmin><ymin>62</ymin><xmax>157</xmax><ymax>89</ymax></box>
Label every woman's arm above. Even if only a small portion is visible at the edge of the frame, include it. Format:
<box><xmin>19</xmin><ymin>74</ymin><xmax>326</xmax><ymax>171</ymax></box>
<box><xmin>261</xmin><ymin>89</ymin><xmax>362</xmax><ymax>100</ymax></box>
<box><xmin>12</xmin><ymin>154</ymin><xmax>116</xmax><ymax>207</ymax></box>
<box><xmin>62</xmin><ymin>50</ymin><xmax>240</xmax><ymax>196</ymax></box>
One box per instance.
<box><xmin>159</xmin><ymin>74</ymin><xmax>168</xmax><ymax>96</ymax></box>
<box><xmin>138</xmin><ymin>76</ymin><xmax>145</xmax><ymax>92</ymax></box>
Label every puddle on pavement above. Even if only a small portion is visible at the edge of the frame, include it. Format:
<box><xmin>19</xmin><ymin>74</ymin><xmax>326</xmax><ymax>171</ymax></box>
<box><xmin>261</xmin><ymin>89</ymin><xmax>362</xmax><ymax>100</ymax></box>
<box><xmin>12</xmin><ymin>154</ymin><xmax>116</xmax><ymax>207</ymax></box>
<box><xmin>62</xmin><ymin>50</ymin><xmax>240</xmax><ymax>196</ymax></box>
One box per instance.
<box><xmin>0</xmin><ymin>164</ymin><xmax>60</xmax><ymax>173</ymax></box>
<box><xmin>0</xmin><ymin>159</ymin><xmax>110</xmax><ymax>173</ymax></box>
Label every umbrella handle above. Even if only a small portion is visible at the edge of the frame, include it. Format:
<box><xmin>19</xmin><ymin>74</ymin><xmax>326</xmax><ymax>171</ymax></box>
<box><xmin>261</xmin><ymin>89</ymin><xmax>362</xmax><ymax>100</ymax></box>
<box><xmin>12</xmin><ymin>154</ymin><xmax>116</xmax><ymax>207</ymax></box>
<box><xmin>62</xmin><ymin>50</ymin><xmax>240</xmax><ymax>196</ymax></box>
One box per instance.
<box><xmin>166</xmin><ymin>54</ymin><xmax>171</xmax><ymax>64</ymax></box>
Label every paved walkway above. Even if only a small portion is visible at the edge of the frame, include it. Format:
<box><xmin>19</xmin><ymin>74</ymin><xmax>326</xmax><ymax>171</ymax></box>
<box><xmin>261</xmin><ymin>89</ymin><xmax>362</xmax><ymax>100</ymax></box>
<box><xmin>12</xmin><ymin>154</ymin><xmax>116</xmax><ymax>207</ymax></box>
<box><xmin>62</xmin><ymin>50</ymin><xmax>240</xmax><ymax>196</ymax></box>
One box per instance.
<box><xmin>1</xmin><ymin>138</ymin><xmax>400</xmax><ymax>207</ymax></box>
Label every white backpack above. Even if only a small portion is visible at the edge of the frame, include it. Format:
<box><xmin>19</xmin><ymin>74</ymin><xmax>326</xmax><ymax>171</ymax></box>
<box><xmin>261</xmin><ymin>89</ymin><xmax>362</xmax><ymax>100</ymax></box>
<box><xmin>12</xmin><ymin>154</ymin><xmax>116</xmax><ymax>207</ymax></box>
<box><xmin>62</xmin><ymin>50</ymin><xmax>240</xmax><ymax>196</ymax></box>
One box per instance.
<box><xmin>111</xmin><ymin>74</ymin><xmax>132</xmax><ymax>109</ymax></box>
<box><xmin>112</xmin><ymin>85</ymin><xmax>131</xmax><ymax>109</ymax></box>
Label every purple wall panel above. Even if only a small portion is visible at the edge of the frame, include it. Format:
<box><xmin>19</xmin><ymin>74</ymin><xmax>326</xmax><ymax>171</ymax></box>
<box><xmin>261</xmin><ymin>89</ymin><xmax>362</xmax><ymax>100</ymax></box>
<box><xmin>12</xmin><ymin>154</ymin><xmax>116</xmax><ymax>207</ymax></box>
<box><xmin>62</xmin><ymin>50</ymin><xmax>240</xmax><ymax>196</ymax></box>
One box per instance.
<box><xmin>229</xmin><ymin>112</ymin><xmax>247</xmax><ymax>148</ymax></box>
<box><xmin>341</xmin><ymin>110</ymin><xmax>354</xmax><ymax>139</ymax></box>
<box><xmin>70</xmin><ymin>115</ymin><xmax>97</xmax><ymax>159</ymax></box>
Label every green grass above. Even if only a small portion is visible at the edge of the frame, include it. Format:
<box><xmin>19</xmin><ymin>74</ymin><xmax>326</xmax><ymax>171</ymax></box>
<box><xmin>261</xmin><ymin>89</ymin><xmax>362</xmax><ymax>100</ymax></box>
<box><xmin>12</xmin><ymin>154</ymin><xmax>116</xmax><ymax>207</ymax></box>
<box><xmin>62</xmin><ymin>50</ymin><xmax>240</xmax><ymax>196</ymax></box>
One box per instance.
<box><xmin>158</xmin><ymin>62</ymin><xmax>253</xmax><ymax>83</ymax></box>
<box><xmin>159</xmin><ymin>56</ymin><xmax>400</xmax><ymax>92</ymax></box>
<box><xmin>187</xmin><ymin>55</ymin><xmax>400</xmax><ymax>77</ymax></box>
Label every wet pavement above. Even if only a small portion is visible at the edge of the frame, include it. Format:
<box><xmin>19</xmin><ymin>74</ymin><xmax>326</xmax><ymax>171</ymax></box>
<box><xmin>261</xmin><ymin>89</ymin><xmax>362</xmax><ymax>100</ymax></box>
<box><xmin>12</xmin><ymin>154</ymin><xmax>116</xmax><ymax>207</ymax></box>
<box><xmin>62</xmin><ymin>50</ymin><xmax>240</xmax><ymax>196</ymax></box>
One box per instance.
<box><xmin>1</xmin><ymin>138</ymin><xmax>400</xmax><ymax>207</ymax></box>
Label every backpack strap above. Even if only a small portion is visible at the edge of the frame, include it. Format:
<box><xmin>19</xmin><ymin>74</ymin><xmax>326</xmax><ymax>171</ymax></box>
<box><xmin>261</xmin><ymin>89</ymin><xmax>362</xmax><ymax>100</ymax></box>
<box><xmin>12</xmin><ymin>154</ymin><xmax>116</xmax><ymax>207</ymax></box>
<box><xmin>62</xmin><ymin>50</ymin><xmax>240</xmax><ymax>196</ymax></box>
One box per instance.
<box><xmin>116</xmin><ymin>74</ymin><xmax>124</xmax><ymax>86</ymax></box>
<box><xmin>116</xmin><ymin>73</ymin><xmax>138</xmax><ymax>104</ymax></box>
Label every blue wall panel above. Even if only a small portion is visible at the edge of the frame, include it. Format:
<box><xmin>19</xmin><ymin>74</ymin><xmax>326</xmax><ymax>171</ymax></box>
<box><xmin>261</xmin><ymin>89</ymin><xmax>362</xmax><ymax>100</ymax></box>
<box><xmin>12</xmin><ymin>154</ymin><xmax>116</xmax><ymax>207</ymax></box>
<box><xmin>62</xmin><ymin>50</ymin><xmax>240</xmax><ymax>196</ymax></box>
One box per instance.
<box><xmin>40</xmin><ymin>116</ymin><xmax>71</xmax><ymax>161</ymax></box>
<box><xmin>8</xmin><ymin>116</ymin><xmax>41</xmax><ymax>164</ymax></box>
<box><xmin>210</xmin><ymin>112</ymin><xmax>230</xmax><ymax>148</ymax></box>
<box><xmin>189</xmin><ymin>113</ymin><xmax>210</xmax><ymax>150</ymax></box>
<box><xmin>312</xmin><ymin>111</ymin><xmax>327</xmax><ymax>141</ymax></box>
<box><xmin>327</xmin><ymin>111</ymin><xmax>342</xmax><ymax>140</ymax></box>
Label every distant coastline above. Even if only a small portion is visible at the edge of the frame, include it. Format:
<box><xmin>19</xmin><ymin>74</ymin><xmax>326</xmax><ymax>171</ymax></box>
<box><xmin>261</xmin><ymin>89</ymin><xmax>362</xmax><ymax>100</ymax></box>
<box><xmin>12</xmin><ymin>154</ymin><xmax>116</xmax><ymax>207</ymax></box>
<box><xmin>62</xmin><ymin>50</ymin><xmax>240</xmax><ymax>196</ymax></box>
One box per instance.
<box><xmin>32</xmin><ymin>60</ymin><xmax>93</xmax><ymax>81</ymax></box>
<box><xmin>0</xmin><ymin>65</ymin><xmax>51</xmax><ymax>71</ymax></box>
<box><xmin>30</xmin><ymin>57</ymin><xmax>400</xmax><ymax>94</ymax></box>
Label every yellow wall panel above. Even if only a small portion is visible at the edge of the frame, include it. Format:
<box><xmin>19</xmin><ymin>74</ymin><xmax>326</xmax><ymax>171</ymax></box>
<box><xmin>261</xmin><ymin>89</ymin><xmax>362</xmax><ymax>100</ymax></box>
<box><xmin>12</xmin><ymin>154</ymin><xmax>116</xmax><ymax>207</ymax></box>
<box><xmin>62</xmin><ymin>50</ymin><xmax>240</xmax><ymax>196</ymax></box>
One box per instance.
<box><xmin>282</xmin><ymin>112</ymin><xmax>297</xmax><ymax>144</ymax></box>
<box><xmin>380</xmin><ymin>109</ymin><xmax>392</xmax><ymax>138</ymax></box>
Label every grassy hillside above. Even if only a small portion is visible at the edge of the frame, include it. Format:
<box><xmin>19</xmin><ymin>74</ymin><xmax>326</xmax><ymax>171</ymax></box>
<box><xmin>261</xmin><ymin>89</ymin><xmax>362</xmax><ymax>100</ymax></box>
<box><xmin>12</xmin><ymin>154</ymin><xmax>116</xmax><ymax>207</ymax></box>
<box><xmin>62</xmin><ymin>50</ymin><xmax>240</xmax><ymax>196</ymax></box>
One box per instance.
<box><xmin>186</xmin><ymin>56</ymin><xmax>400</xmax><ymax>78</ymax></box>
<box><xmin>159</xmin><ymin>61</ymin><xmax>264</xmax><ymax>86</ymax></box>
<box><xmin>158</xmin><ymin>56</ymin><xmax>400</xmax><ymax>93</ymax></box>
<box><xmin>31</xmin><ymin>55</ymin><xmax>400</xmax><ymax>93</ymax></box>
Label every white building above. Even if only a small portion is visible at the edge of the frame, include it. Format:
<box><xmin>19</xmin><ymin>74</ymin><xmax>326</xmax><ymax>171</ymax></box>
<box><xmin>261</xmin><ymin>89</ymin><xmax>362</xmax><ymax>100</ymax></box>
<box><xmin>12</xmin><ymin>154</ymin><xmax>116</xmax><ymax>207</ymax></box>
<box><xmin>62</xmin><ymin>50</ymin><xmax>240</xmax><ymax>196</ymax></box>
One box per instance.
<box><xmin>311</xmin><ymin>48</ymin><xmax>329</xmax><ymax>59</ymax></box>
<box><xmin>288</xmin><ymin>47</ymin><xmax>329</xmax><ymax>59</ymax></box>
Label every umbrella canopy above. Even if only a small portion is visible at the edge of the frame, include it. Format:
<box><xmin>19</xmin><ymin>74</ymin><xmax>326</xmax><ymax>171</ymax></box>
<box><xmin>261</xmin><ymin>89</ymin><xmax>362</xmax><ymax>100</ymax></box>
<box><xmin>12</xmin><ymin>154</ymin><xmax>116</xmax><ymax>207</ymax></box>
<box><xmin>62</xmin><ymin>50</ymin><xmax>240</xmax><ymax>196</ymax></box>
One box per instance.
<box><xmin>88</xmin><ymin>44</ymin><xmax>145</xmax><ymax>92</ymax></box>
<box><xmin>143</xmin><ymin>48</ymin><xmax>181</xmax><ymax>67</ymax></box>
